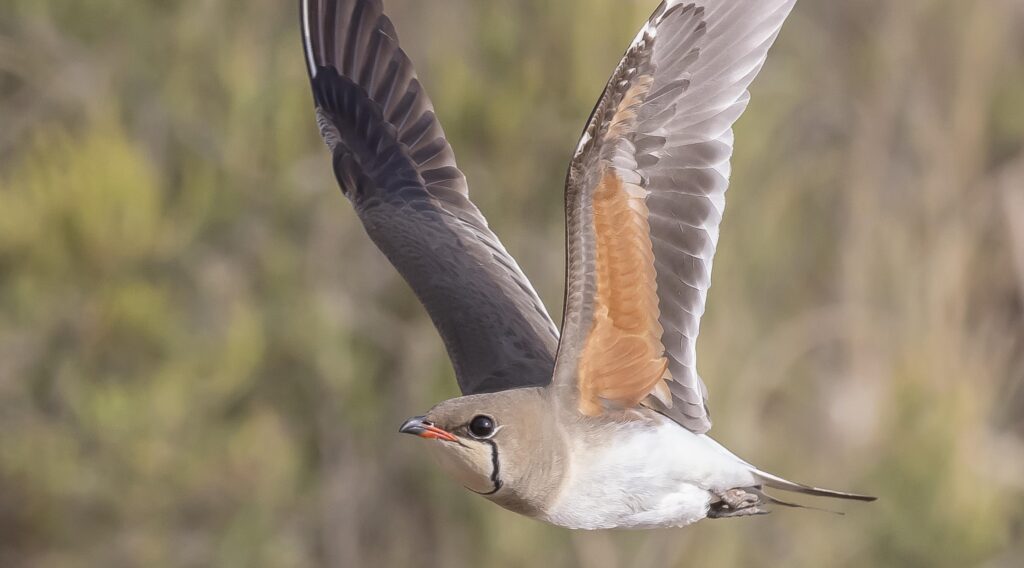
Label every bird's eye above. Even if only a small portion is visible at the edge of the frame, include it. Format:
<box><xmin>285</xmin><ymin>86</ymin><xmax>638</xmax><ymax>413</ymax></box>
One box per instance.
<box><xmin>468</xmin><ymin>415</ymin><xmax>496</xmax><ymax>439</ymax></box>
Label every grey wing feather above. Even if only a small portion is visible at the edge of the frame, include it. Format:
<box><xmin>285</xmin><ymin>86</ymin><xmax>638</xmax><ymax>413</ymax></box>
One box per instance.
<box><xmin>301</xmin><ymin>0</ymin><xmax>558</xmax><ymax>395</ymax></box>
<box><xmin>557</xmin><ymin>0</ymin><xmax>796</xmax><ymax>432</ymax></box>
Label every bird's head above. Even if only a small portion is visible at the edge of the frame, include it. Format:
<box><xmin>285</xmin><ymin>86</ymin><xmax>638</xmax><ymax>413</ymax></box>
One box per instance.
<box><xmin>399</xmin><ymin>387</ymin><xmax>565</xmax><ymax>514</ymax></box>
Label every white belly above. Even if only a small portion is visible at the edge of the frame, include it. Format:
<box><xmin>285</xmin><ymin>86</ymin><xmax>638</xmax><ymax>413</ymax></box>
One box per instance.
<box><xmin>539</xmin><ymin>418</ymin><xmax>757</xmax><ymax>529</ymax></box>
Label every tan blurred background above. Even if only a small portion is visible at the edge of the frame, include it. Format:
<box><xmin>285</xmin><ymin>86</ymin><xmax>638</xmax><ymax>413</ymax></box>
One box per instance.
<box><xmin>2</xmin><ymin>0</ymin><xmax>1024</xmax><ymax>566</ymax></box>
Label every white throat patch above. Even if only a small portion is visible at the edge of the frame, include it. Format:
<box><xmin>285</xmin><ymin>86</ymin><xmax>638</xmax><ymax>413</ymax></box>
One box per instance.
<box><xmin>426</xmin><ymin>439</ymin><xmax>500</xmax><ymax>495</ymax></box>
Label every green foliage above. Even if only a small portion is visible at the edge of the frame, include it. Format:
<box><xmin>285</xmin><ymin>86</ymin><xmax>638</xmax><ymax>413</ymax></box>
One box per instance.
<box><xmin>1</xmin><ymin>1</ymin><xmax>1022</xmax><ymax>566</ymax></box>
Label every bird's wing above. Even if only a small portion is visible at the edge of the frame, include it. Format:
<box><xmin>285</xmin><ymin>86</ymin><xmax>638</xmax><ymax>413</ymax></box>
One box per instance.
<box><xmin>551</xmin><ymin>0</ymin><xmax>795</xmax><ymax>433</ymax></box>
<box><xmin>301</xmin><ymin>0</ymin><xmax>558</xmax><ymax>395</ymax></box>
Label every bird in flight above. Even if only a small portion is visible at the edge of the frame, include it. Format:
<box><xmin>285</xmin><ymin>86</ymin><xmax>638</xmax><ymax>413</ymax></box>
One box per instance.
<box><xmin>300</xmin><ymin>0</ymin><xmax>875</xmax><ymax>529</ymax></box>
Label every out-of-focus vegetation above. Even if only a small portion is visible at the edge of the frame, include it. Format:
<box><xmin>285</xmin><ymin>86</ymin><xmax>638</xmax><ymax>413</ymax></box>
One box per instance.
<box><xmin>1</xmin><ymin>0</ymin><xmax>1023</xmax><ymax>566</ymax></box>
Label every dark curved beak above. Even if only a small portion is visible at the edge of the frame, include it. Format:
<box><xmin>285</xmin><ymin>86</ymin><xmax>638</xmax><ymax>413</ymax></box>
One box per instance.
<box><xmin>399</xmin><ymin>416</ymin><xmax>458</xmax><ymax>442</ymax></box>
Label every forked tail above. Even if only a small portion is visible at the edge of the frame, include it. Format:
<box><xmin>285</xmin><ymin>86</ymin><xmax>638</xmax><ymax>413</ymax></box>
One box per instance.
<box><xmin>708</xmin><ymin>472</ymin><xmax>875</xmax><ymax>519</ymax></box>
<box><xmin>753</xmin><ymin>469</ymin><xmax>877</xmax><ymax>502</ymax></box>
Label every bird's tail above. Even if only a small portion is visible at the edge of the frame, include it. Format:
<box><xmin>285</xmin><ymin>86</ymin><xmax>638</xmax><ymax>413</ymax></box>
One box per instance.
<box><xmin>752</xmin><ymin>469</ymin><xmax>877</xmax><ymax>502</ymax></box>
<box><xmin>696</xmin><ymin>434</ymin><xmax>876</xmax><ymax>508</ymax></box>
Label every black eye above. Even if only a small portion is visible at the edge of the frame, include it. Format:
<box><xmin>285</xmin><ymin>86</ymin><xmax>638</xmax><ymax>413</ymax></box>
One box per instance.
<box><xmin>468</xmin><ymin>415</ymin><xmax>496</xmax><ymax>439</ymax></box>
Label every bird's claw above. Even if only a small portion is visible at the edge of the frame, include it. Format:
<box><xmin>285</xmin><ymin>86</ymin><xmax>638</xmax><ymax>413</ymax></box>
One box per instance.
<box><xmin>708</xmin><ymin>488</ymin><xmax>767</xmax><ymax>519</ymax></box>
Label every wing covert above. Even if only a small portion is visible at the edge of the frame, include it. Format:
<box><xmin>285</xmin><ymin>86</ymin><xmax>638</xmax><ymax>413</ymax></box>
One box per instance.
<box><xmin>553</xmin><ymin>0</ymin><xmax>796</xmax><ymax>433</ymax></box>
<box><xmin>301</xmin><ymin>0</ymin><xmax>559</xmax><ymax>395</ymax></box>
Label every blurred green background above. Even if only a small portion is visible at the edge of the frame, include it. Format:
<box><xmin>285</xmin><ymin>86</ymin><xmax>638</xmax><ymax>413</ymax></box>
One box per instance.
<box><xmin>2</xmin><ymin>0</ymin><xmax>1024</xmax><ymax>566</ymax></box>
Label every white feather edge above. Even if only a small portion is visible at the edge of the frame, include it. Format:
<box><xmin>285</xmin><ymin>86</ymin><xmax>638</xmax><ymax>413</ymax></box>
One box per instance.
<box><xmin>301</xmin><ymin>0</ymin><xmax>317</xmax><ymax>78</ymax></box>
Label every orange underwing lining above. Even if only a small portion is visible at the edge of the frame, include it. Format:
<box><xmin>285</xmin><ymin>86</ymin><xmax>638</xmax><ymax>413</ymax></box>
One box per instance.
<box><xmin>576</xmin><ymin>75</ymin><xmax>672</xmax><ymax>415</ymax></box>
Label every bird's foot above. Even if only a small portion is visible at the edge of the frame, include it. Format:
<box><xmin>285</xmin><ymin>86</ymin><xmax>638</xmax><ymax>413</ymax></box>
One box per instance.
<box><xmin>708</xmin><ymin>488</ymin><xmax>768</xmax><ymax>519</ymax></box>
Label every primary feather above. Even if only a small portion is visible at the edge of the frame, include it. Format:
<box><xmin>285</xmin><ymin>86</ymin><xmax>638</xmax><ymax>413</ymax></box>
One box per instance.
<box><xmin>301</xmin><ymin>0</ymin><xmax>559</xmax><ymax>395</ymax></box>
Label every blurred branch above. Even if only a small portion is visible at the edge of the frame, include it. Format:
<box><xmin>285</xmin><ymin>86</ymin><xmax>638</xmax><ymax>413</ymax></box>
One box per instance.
<box><xmin>997</xmin><ymin>153</ymin><xmax>1024</xmax><ymax>308</ymax></box>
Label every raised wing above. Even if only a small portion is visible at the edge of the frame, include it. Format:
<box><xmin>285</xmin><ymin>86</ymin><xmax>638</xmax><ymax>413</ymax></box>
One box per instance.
<box><xmin>301</xmin><ymin>0</ymin><xmax>558</xmax><ymax>395</ymax></box>
<box><xmin>552</xmin><ymin>0</ymin><xmax>796</xmax><ymax>433</ymax></box>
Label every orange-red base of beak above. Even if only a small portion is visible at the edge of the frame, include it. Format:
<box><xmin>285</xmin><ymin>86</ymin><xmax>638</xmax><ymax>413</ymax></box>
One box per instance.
<box><xmin>399</xmin><ymin>416</ymin><xmax>458</xmax><ymax>442</ymax></box>
<box><xmin>419</xmin><ymin>425</ymin><xmax>458</xmax><ymax>442</ymax></box>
